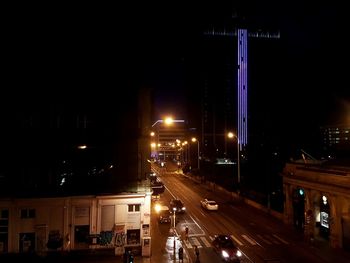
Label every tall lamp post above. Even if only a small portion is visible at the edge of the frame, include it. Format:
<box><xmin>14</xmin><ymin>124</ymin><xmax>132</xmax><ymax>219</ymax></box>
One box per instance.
<box><xmin>172</xmin><ymin>207</ymin><xmax>177</xmax><ymax>260</ymax></box>
<box><xmin>191</xmin><ymin>137</ymin><xmax>200</xmax><ymax>170</ymax></box>
<box><xmin>151</xmin><ymin>117</ymin><xmax>185</xmax><ymax>127</ymax></box>
<box><xmin>227</xmin><ymin>132</ymin><xmax>240</xmax><ymax>194</ymax></box>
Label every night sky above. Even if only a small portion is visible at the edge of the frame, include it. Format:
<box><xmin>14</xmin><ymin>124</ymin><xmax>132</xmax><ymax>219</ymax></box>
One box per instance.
<box><xmin>2</xmin><ymin>2</ymin><xmax>350</xmax><ymax>154</ymax></box>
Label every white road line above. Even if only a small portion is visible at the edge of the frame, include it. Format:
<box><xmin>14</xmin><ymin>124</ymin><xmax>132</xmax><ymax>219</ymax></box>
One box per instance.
<box><xmin>264</xmin><ymin>235</ymin><xmax>279</xmax><ymax>244</ymax></box>
<box><xmin>200</xmin><ymin>236</ymin><xmax>211</xmax><ymax>247</ymax></box>
<box><xmin>241</xmin><ymin>234</ymin><xmax>257</xmax><ymax>245</ymax></box>
<box><xmin>184</xmin><ymin>240</ymin><xmax>192</xmax><ymax>249</ymax></box>
<box><xmin>191</xmin><ymin>237</ymin><xmax>202</xmax><ymax>248</ymax></box>
<box><xmin>230</xmin><ymin>234</ymin><xmax>244</xmax><ymax>246</ymax></box>
<box><xmin>272</xmin><ymin>234</ymin><xmax>289</xmax><ymax>245</ymax></box>
<box><xmin>188</xmin><ymin>214</ymin><xmax>206</xmax><ymax>235</ymax></box>
<box><xmin>257</xmin><ymin>234</ymin><xmax>272</xmax><ymax>245</ymax></box>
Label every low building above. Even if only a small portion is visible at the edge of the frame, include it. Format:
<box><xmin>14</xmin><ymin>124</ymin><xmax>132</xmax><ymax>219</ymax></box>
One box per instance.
<box><xmin>0</xmin><ymin>183</ymin><xmax>152</xmax><ymax>256</ymax></box>
<box><xmin>282</xmin><ymin>159</ymin><xmax>350</xmax><ymax>251</ymax></box>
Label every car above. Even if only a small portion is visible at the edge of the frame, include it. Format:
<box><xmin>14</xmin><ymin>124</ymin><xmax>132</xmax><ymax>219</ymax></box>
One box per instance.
<box><xmin>151</xmin><ymin>178</ymin><xmax>165</xmax><ymax>195</ymax></box>
<box><xmin>200</xmin><ymin>199</ymin><xmax>219</xmax><ymax>210</ymax></box>
<box><xmin>212</xmin><ymin>234</ymin><xmax>242</xmax><ymax>262</ymax></box>
<box><xmin>169</xmin><ymin>199</ymin><xmax>186</xmax><ymax>213</ymax></box>
<box><xmin>154</xmin><ymin>204</ymin><xmax>171</xmax><ymax>224</ymax></box>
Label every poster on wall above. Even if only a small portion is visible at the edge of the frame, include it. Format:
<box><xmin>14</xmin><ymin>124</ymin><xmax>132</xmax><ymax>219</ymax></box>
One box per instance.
<box><xmin>320</xmin><ymin>211</ymin><xmax>329</xmax><ymax>228</ymax></box>
<box><xmin>142</xmin><ymin>224</ymin><xmax>150</xmax><ymax>236</ymax></box>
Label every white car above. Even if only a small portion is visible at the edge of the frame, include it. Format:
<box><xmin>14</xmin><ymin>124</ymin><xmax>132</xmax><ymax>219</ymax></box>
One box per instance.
<box><xmin>200</xmin><ymin>199</ymin><xmax>219</xmax><ymax>210</ymax></box>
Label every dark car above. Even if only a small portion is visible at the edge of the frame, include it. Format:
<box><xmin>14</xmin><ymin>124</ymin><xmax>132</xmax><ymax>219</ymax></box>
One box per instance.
<box><xmin>155</xmin><ymin>205</ymin><xmax>171</xmax><ymax>223</ymax></box>
<box><xmin>212</xmin><ymin>234</ymin><xmax>242</xmax><ymax>262</ymax></box>
<box><xmin>169</xmin><ymin>199</ymin><xmax>186</xmax><ymax>213</ymax></box>
<box><xmin>151</xmin><ymin>178</ymin><xmax>165</xmax><ymax>195</ymax></box>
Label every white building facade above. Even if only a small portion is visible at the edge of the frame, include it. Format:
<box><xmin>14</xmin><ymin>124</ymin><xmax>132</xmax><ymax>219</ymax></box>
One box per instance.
<box><xmin>0</xmin><ymin>192</ymin><xmax>152</xmax><ymax>256</ymax></box>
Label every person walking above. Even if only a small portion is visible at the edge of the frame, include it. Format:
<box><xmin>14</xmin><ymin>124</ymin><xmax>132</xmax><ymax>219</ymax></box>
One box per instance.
<box><xmin>194</xmin><ymin>245</ymin><xmax>200</xmax><ymax>262</ymax></box>
<box><xmin>178</xmin><ymin>247</ymin><xmax>184</xmax><ymax>262</ymax></box>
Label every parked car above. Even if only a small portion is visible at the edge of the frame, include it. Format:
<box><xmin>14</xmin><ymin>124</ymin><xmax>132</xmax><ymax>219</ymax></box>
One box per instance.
<box><xmin>169</xmin><ymin>199</ymin><xmax>186</xmax><ymax>213</ymax></box>
<box><xmin>200</xmin><ymin>199</ymin><xmax>219</xmax><ymax>210</ymax></box>
<box><xmin>212</xmin><ymin>234</ymin><xmax>242</xmax><ymax>262</ymax></box>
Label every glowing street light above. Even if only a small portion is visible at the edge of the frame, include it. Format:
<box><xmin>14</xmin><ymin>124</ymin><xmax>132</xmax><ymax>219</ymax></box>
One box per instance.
<box><xmin>191</xmin><ymin>137</ymin><xmax>200</xmax><ymax>170</ymax></box>
<box><xmin>151</xmin><ymin>117</ymin><xmax>184</xmax><ymax>127</ymax></box>
<box><xmin>228</xmin><ymin>132</ymin><xmax>240</xmax><ymax>194</ymax></box>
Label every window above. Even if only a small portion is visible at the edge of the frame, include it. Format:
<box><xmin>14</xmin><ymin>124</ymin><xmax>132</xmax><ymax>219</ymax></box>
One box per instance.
<box><xmin>128</xmin><ymin>204</ymin><xmax>140</xmax><ymax>212</ymax></box>
<box><xmin>20</xmin><ymin>209</ymin><xmax>35</xmax><ymax>219</ymax></box>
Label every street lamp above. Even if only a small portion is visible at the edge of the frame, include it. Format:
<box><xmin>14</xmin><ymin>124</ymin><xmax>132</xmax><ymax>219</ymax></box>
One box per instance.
<box><xmin>191</xmin><ymin>137</ymin><xmax>200</xmax><ymax>170</ymax></box>
<box><xmin>151</xmin><ymin>117</ymin><xmax>185</xmax><ymax>127</ymax></box>
<box><xmin>151</xmin><ymin>117</ymin><xmax>185</xmax><ymax>162</ymax></box>
<box><xmin>172</xmin><ymin>207</ymin><xmax>177</xmax><ymax>260</ymax></box>
<box><xmin>227</xmin><ymin>132</ymin><xmax>240</xmax><ymax>194</ymax></box>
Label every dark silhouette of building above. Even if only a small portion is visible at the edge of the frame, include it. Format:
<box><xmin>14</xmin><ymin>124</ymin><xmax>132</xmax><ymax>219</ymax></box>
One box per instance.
<box><xmin>0</xmin><ymin>87</ymin><xmax>152</xmax><ymax>197</ymax></box>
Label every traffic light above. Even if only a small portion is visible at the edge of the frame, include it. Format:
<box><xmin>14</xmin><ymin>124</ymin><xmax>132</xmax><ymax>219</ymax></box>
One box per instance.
<box><xmin>128</xmin><ymin>254</ymin><xmax>134</xmax><ymax>263</ymax></box>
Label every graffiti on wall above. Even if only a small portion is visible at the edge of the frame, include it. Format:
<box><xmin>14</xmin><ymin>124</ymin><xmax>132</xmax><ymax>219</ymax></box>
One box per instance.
<box><xmin>94</xmin><ymin>224</ymin><xmax>125</xmax><ymax>247</ymax></box>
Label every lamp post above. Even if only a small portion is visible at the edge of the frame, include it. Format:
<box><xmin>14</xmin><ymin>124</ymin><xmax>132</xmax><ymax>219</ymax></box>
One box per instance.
<box><xmin>191</xmin><ymin>137</ymin><xmax>200</xmax><ymax>170</ymax></box>
<box><xmin>151</xmin><ymin>117</ymin><xmax>185</xmax><ymax>127</ymax></box>
<box><xmin>172</xmin><ymin>207</ymin><xmax>177</xmax><ymax>260</ymax></box>
<box><xmin>227</xmin><ymin>132</ymin><xmax>240</xmax><ymax>194</ymax></box>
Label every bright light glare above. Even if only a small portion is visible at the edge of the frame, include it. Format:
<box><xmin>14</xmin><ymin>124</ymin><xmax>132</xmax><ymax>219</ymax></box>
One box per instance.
<box><xmin>164</xmin><ymin>117</ymin><xmax>173</xmax><ymax>125</ymax></box>
<box><xmin>222</xmin><ymin>250</ymin><xmax>229</xmax><ymax>258</ymax></box>
<box><xmin>236</xmin><ymin>250</ymin><xmax>242</xmax><ymax>257</ymax></box>
<box><xmin>155</xmin><ymin>204</ymin><xmax>161</xmax><ymax>213</ymax></box>
<box><xmin>227</xmin><ymin>132</ymin><xmax>234</xmax><ymax>139</ymax></box>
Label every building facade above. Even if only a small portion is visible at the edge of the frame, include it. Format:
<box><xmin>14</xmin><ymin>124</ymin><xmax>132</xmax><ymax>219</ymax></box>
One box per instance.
<box><xmin>282</xmin><ymin>160</ymin><xmax>350</xmax><ymax>251</ymax></box>
<box><xmin>0</xmin><ymin>189</ymin><xmax>152</xmax><ymax>255</ymax></box>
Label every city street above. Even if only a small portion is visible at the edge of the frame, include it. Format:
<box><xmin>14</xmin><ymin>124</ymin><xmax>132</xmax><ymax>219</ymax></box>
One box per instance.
<box><xmin>1</xmin><ymin>162</ymin><xmax>349</xmax><ymax>263</ymax></box>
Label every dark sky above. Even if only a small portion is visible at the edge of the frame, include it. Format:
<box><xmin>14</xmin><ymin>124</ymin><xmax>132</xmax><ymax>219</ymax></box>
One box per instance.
<box><xmin>3</xmin><ymin>2</ymin><xmax>350</xmax><ymax>138</ymax></box>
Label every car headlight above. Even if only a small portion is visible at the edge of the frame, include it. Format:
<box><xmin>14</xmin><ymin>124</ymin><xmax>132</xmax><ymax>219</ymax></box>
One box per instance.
<box><xmin>221</xmin><ymin>250</ymin><xmax>229</xmax><ymax>258</ymax></box>
<box><xmin>236</xmin><ymin>250</ymin><xmax>242</xmax><ymax>257</ymax></box>
<box><xmin>182</xmin><ymin>207</ymin><xmax>186</xmax><ymax>211</ymax></box>
<box><xmin>155</xmin><ymin>204</ymin><xmax>161</xmax><ymax>213</ymax></box>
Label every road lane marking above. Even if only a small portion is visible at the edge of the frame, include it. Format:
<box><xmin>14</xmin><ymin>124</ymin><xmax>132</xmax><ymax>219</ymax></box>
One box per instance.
<box><xmin>241</xmin><ymin>234</ymin><xmax>257</xmax><ymax>245</ymax></box>
<box><xmin>191</xmin><ymin>237</ymin><xmax>202</xmax><ymax>248</ymax></box>
<box><xmin>184</xmin><ymin>239</ymin><xmax>192</xmax><ymax>249</ymax></box>
<box><xmin>230</xmin><ymin>234</ymin><xmax>244</xmax><ymax>246</ymax></box>
<box><xmin>257</xmin><ymin>234</ymin><xmax>272</xmax><ymax>245</ymax></box>
<box><xmin>264</xmin><ymin>235</ymin><xmax>279</xmax><ymax>244</ymax></box>
<box><xmin>200</xmin><ymin>236</ymin><xmax>211</xmax><ymax>247</ymax></box>
<box><xmin>272</xmin><ymin>234</ymin><xmax>289</xmax><ymax>245</ymax></box>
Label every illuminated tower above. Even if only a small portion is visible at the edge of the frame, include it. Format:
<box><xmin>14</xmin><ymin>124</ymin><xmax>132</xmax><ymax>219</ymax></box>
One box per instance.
<box><xmin>204</xmin><ymin>28</ymin><xmax>280</xmax><ymax>152</ymax></box>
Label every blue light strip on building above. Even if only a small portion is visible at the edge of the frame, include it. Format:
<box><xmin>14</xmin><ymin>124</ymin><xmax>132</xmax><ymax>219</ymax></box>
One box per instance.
<box><xmin>237</xmin><ymin>29</ymin><xmax>248</xmax><ymax>150</ymax></box>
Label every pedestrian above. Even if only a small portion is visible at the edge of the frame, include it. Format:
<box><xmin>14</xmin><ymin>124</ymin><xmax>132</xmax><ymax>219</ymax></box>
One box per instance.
<box><xmin>194</xmin><ymin>245</ymin><xmax>199</xmax><ymax>259</ymax></box>
<box><xmin>185</xmin><ymin>226</ymin><xmax>189</xmax><ymax>241</ymax></box>
<box><xmin>178</xmin><ymin>247</ymin><xmax>184</xmax><ymax>262</ymax></box>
